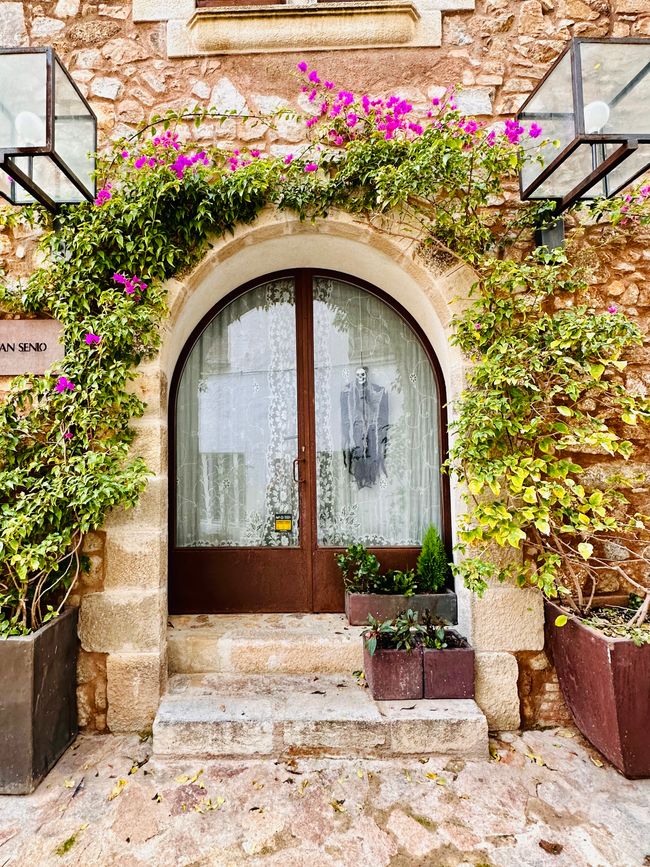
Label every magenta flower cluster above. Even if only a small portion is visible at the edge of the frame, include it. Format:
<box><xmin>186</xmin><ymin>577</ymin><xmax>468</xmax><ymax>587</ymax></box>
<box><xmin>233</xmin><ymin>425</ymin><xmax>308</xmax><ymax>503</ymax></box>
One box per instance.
<box><xmin>55</xmin><ymin>376</ymin><xmax>75</xmax><ymax>393</ymax></box>
<box><xmin>85</xmin><ymin>332</ymin><xmax>101</xmax><ymax>345</ymax></box>
<box><xmin>228</xmin><ymin>149</ymin><xmax>263</xmax><ymax>172</ymax></box>
<box><xmin>296</xmin><ymin>62</ymin><xmax>543</xmax><ymax>149</ymax></box>
<box><xmin>112</xmin><ymin>272</ymin><xmax>148</xmax><ymax>297</ymax></box>
<box><xmin>94</xmin><ymin>184</ymin><xmax>112</xmax><ymax>207</ymax></box>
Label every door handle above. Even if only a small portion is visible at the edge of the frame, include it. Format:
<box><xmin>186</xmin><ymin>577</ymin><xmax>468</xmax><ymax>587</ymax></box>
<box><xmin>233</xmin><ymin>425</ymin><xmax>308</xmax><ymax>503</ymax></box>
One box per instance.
<box><xmin>293</xmin><ymin>458</ymin><xmax>302</xmax><ymax>483</ymax></box>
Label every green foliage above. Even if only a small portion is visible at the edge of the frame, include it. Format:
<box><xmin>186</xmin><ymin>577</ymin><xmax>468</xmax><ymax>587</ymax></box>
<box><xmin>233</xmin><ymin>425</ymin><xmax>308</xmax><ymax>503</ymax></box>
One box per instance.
<box><xmin>335</xmin><ymin>544</ymin><xmax>381</xmax><ymax>594</ymax></box>
<box><xmin>1</xmin><ymin>78</ymin><xmax>649</xmax><ymax>635</ymax></box>
<box><xmin>416</xmin><ymin>525</ymin><xmax>449</xmax><ymax>592</ymax></box>
<box><xmin>363</xmin><ymin>608</ymin><xmax>424</xmax><ymax>655</ymax></box>
<box><xmin>363</xmin><ymin>608</ymin><xmax>453</xmax><ymax>654</ymax></box>
<box><xmin>384</xmin><ymin>569</ymin><xmax>417</xmax><ymax>597</ymax></box>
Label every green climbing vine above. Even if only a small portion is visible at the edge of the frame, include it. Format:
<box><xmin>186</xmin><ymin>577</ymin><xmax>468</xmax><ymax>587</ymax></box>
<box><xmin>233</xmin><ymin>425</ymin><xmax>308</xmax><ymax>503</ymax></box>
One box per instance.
<box><xmin>1</xmin><ymin>63</ymin><xmax>649</xmax><ymax>636</ymax></box>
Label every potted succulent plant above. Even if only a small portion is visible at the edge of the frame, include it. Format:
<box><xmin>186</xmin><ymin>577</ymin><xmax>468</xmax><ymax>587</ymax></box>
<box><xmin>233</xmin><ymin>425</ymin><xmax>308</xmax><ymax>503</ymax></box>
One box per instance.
<box><xmin>421</xmin><ymin>617</ymin><xmax>475</xmax><ymax>699</ymax></box>
<box><xmin>362</xmin><ymin>609</ymin><xmax>424</xmax><ymax>700</ymax></box>
<box><xmin>340</xmin><ymin>526</ymin><xmax>457</xmax><ymax>626</ymax></box>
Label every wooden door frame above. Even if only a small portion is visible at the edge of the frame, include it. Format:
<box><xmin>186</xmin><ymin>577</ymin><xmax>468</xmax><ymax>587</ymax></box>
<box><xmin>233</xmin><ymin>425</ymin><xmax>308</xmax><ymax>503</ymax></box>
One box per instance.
<box><xmin>168</xmin><ymin>268</ymin><xmax>452</xmax><ymax>613</ymax></box>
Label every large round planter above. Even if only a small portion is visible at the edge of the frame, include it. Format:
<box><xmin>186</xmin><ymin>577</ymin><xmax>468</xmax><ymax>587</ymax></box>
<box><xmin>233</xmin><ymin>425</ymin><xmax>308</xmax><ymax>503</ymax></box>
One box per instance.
<box><xmin>346</xmin><ymin>590</ymin><xmax>457</xmax><ymax>626</ymax></box>
<box><xmin>363</xmin><ymin>643</ymin><xmax>423</xmax><ymax>700</ymax></box>
<box><xmin>545</xmin><ymin>598</ymin><xmax>650</xmax><ymax>779</ymax></box>
<box><xmin>0</xmin><ymin>607</ymin><xmax>79</xmax><ymax>794</ymax></box>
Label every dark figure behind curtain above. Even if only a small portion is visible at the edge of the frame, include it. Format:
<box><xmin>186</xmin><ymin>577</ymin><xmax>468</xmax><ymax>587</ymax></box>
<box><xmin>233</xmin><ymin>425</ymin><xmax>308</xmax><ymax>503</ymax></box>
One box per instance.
<box><xmin>340</xmin><ymin>366</ymin><xmax>389</xmax><ymax>489</ymax></box>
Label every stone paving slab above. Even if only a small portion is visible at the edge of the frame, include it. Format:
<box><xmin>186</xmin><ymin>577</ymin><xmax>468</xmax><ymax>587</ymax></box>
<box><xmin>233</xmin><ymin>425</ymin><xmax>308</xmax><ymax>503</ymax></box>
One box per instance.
<box><xmin>168</xmin><ymin>613</ymin><xmax>365</xmax><ymax>675</ymax></box>
<box><xmin>154</xmin><ymin>673</ymin><xmax>488</xmax><ymax>759</ymax></box>
<box><xmin>1</xmin><ymin>727</ymin><xmax>649</xmax><ymax>866</ymax></box>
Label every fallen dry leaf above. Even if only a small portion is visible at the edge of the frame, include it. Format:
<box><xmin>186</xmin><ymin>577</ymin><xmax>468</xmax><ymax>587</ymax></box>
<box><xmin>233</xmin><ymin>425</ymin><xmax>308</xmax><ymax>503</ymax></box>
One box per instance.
<box><xmin>107</xmin><ymin>779</ymin><xmax>128</xmax><ymax>801</ymax></box>
<box><xmin>63</xmin><ymin>779</ymin><xmax>75</xmax><ymax>789</ymax></box>
<box><xmin>330</xmin><ymin>799</ymin><xmax>346</xmax><ymax>813</ymax></box>
<box><xmin>525</xmin><ymin>752</ymin><xmax>547</xmax><ymax>767</ymax></box>
<box><xmin>590</xmin><ymin>756</ymin><xmax>604</xmax><ymax>768</ymax></box>
<box><xmin>539</xmin><ymin>839</ymin><xmax>563</xmax><ymax>855</ymax></box>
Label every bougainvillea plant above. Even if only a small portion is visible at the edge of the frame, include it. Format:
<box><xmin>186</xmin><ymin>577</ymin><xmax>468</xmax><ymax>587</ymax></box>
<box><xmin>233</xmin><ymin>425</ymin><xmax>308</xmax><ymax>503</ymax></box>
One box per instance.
<box><xmin>0</xmin><ymin>62</ymin><xmax>649</xmax><ymax>636</ymax></box>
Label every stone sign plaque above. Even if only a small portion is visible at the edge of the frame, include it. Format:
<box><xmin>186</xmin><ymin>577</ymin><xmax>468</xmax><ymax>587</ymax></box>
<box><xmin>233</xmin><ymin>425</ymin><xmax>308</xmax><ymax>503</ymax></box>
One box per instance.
<box><xmin>0</xmin><ymin>320</ymin><xmax>64</xmax><ymax>375</ymax></box>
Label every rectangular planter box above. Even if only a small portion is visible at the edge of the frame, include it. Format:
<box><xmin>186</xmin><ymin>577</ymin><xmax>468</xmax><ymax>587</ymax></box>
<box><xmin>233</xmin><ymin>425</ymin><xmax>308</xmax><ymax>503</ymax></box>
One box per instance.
<box><xmin>346</xmin><ymin>590</ymin><xmax>457</xmax><ymax>626</ymax></box>
<box><xmin>363</xmin><ymin>643</ymin><xmax>423</xmax><ymax>701</ymax></box>
<box><xmin>423</xmin><ymin>631</ymin><xmax>474</xmax><ymax>699</ymax></box>
<box><xmin>0</xmin><ymin>607</ymin><xmax>79</xmax><ymax>794</ymax></box>
<box><xmin>545</xmin><ymin>598</ymin><xmax>650</xmax><ymax>779</ymax></box>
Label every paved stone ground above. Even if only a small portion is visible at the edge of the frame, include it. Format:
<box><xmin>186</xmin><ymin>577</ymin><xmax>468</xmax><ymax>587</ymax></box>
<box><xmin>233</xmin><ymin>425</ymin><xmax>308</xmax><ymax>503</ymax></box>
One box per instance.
<box><xmin>0</xmin><ymin>728</ymin><xmax>649</xmax><ymax>867</ymax></box>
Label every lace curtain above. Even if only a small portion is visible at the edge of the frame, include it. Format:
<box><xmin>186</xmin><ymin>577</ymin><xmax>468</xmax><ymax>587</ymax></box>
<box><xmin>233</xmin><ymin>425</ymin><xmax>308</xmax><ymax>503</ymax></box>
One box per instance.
<box><xmin>175</xmin><ymin>276</ymin><xmax>442</xmax><ymax>550</ymax></box>
<box><xmin>176</xmin><ymin>279</ymin><xmax>299</xmax><ymax>547</ymax></box>
<box><xmin>313</xmin><ymin>277</ymin><xmax>441</xmax><ymax>546</ymax></box>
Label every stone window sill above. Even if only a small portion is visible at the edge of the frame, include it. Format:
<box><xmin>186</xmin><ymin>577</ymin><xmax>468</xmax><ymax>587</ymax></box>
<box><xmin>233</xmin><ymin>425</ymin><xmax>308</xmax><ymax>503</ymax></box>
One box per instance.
<box><xmin>132</xmin><ymin>0</ymin><xmax>475</xmax><ymax>56</ymax></box>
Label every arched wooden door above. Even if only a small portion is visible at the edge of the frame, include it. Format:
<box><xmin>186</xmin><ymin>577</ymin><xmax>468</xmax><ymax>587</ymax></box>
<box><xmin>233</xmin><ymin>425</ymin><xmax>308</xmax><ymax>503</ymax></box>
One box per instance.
<box><xmin>169</xmin><ymin>270</ymin><xmax>450</xmax><ymax>613</ymax></box>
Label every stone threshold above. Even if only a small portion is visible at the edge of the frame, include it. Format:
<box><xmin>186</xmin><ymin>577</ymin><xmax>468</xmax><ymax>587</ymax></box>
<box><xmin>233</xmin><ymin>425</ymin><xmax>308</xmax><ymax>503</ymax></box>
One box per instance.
<box><xmin>168</xmin><ymin>613</ymin><xmax>365</xmax><ymax>675</ymax></box>
<box><xmin>153</xmin><ymin>672</ymin><xmax>489</xmax><ymax>759</ymax></box>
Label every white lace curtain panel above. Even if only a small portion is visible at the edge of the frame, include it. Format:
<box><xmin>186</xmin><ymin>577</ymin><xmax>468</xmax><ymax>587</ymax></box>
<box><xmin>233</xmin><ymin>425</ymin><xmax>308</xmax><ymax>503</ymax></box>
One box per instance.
<box><xmin>175</xmin><ymin>276</ymin><xmax>442</xmax><ymax>548</ymax></box>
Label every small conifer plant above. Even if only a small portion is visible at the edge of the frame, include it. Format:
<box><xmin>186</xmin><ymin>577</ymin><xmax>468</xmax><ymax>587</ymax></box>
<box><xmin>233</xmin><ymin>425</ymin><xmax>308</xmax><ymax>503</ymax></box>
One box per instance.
<box><xmin>417</xmin><ymin>525</ymin><xmax>449</xmax><ymax>592</ymax></box>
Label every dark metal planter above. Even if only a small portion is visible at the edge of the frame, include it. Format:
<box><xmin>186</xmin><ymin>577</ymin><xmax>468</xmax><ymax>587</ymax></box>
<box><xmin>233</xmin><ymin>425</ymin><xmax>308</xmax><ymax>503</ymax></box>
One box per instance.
<box><xmin>423</xmin><ymin>631</ymin><xmax>475</xmax><ymax>699</ymax></box>
<box><xmin>545</xmin><ymin>598</ymin><xmax>650</xmax><ymax>779</ymax></box>
<box><xmin>363</xmin><ymin>643</ymin><xmax>423</xmax><ymax>700</ymax></box>
<box><xmin>346</xmin><ymin>590</ymin><xmax>457</xmax><ymax>626</ymax></box>
<box><xmin>0</xmin><ymin>607</ymin><xmax>79</xmax><ymax>794</ymax></box>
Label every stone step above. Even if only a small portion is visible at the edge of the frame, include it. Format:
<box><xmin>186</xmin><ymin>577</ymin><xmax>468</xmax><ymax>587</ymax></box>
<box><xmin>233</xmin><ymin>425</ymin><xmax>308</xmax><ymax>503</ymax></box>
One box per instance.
<box><xmin>168</xmin><ymin>613</ymin><xmax>365</xmax><ymax>675</ymax></box>
<box><xmin>153</xmin><ymin>673</ymin><xmax>489</xmax><ymax>760</ymax></box>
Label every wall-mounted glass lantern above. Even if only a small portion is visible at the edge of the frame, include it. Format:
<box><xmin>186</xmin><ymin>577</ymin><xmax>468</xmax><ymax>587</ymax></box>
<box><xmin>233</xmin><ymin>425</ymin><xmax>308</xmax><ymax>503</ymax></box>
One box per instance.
<box><xmin>0</xmin><ymin>47</ymin><xmax>97</xmax><ymax>210</ymax></box>
<box><xmin>518</xmin><ymin>38</ymin><xmax>650</xmax><ymax>213</ymax></box>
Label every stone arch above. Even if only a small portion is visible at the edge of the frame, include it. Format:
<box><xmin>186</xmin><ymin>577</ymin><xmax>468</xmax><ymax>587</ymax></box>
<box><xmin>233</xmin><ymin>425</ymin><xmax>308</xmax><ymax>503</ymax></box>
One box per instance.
<box><xmin>79</xmin><ymin>207</ymin><xmax>542</xmax><ymax>734</ymax></box>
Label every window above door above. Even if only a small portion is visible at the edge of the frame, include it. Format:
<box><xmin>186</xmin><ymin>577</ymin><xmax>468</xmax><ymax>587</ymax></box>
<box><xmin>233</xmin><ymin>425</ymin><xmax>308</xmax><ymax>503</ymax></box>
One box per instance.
<box><xmin>132</xmin><ymin>0</ymin><xmax>475</xmax><ymax>58</ymax></box>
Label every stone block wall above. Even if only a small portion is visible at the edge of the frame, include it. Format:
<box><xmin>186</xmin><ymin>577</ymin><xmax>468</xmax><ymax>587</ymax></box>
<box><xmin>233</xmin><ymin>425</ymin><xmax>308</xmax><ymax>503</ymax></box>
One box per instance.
<box><xmin>0</xmin><ymin>0</ymin><xmax>649</xmax><ymax>733</ymax></box>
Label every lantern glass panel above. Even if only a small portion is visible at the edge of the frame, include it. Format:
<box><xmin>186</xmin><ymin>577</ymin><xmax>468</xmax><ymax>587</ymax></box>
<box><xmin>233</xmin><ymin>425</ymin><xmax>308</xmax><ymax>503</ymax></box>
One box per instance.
<box><xmin>526</xmin><ymin>142</ymin><xmax>606</xmax><ymax>200</ymax></box>
<box><xmin>580</xmin><ymin>42</ymin><xmax>650</xmax><ymax>136</ymax></box>
<box><xmin>604</xmin><ymin>143</ymin><xmax>650</xmax><ymax>194</ymax></box>
<box><xmin>0</xmin><ymin>53</ymin><xmax>47</xmax><ymax>150</ymax></box>
<box><xmin>54</xmin><ymin>59</ymin><xmax>95</xmax><ymax>196</ymax></box>
<box><xmin>9</xmin><ymin>155</ymin><xmax>86</xmax><ymax>204</ymax></box>
<box><xmin>0</xmin><ymin>168</ymin><xmax>12</xmax><ymax>202</ymax></box>
<box><xmin>519</xmin><ymin>51</ymin><xmax>576</xmax><ymax>193</ymax></box>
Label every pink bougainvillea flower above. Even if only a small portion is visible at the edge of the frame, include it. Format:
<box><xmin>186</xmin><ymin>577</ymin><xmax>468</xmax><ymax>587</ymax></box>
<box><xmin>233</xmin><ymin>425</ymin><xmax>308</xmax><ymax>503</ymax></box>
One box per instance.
<box><xmin>608</xmin><ymin>304</ymin><xmax>618</xmax><ymax>314</ymax></box>
<box><xmin>121</xmin><ymin>150</ymin><xmax>129</xmax><ymax>159</ymax></box>
<box><xmin>346</xmin><ymin>112</ymin><xmax>358</xmax><ymax>128</ymax></box>
<box><xmin>113</xmin><ymin>272</ymin><xmax>147</xmax><ymax>297</ymax></box>
<box><xmin>283</xmin><ymin>153</ymin><xmax>294</xmax><ymax>165</ymax></box>
<box><xmin>431</xmin><ymin>97</ymin><xmax>440</xmax><ymax>106</ymax></box>
<box><xmin>308</xmin><ymin>70</ymin><xmax>321</xmax><ymax>84</ymax></box>
<box><xmin>63</xmin><ymin>430</ymin><xmax>73</xmax><ymax>440</ymax></box>
<box><xmin>85</xmin><ymin>332</ymin><xmax>101</xmax><ymax>345</ymax></box>
<box><xmin>250</xmin><ymin>149</ymin><xmax>260</xmax><ymax>158</ymax></box>
<box><xmin>134</xmin><ymin>156</ymin><xmax>147</xmax><ymax>169</ymax></box>
<box><xmin>94</xmin><ymin>184</ymin><xmax>112</xmax><ymax>206</ymax></box>
<box><xmin>297</xmin><ymin>61</ymin><xmax>308</xmax><ymax>72</ymax></box>
<box><xmin>529</xmin><ymin>123</ymin><xmax>543</xmax><ymax>138</ymax></box>
<box><xmin>324</xmin><ymin>81</ymin><xmax>334</xmax><ymax>90</ymax></box>
<box><xmin>304</xmin><ymin>162</ymin><xmax>318</xmax><ymax>172</ymax></box>
<box><xmin>55</xmin><ymin>376</ymin><xmax>75</xmax><ymax>393</ymax></box>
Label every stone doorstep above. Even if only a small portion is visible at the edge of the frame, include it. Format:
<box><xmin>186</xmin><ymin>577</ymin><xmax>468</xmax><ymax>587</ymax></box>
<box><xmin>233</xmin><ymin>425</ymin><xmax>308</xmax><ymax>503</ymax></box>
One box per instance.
<box><xmin>153</xmin><ymin>673</ymin><xmax>489</xmax><ymax>760</ymax></box>
<box><xmin>167</xmin><ymin>613</ymin><xmax>366</xmax><ymax>675</ymax></box>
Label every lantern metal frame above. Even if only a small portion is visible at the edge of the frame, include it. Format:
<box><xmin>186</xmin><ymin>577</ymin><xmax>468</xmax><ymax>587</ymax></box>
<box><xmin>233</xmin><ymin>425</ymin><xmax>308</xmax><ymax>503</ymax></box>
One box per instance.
<box><xmin>0</xmin><ymin>46</ymin><xmax>97</xmax><ymax>210</ymax></box>
<box><xmin>517</xmin><ymin>37</ymin><xmax>650</xmax><ymax>213</ymax></box>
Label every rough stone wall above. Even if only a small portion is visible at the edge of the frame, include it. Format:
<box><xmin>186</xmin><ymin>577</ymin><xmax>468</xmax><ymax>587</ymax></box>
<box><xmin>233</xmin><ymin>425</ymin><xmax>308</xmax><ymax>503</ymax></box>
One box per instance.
<box><xmin>0</xmin><ymin>0</ymin><xmax>649</xmax><ymax>733</ymax></box>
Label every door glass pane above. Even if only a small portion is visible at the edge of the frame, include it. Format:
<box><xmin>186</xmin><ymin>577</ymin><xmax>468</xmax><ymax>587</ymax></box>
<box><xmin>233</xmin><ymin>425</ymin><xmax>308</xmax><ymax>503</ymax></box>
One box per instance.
<box><xmin>314</xmin><ymin>277</ymin><xmax>441</xmax><ymax>547</ymax></box>
<box><xmin>176</xmin><ymin>279</ymin><xmax>299</xmax><ymax>547</ymax></box>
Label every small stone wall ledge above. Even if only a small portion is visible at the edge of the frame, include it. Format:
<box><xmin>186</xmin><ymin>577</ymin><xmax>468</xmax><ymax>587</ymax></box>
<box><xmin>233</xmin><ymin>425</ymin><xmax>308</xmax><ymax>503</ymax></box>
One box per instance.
<box><xmin>167</xmin><ymin>2</ymin><xmax>442</xmax><ymax>57</ymax></box>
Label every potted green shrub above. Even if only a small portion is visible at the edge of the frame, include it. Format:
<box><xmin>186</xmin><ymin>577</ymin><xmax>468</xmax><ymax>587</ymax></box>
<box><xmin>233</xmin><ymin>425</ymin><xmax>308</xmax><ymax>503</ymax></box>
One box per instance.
<box><xmin>362</xmin><ymin>609</ymin><xmax>424</xmax><ymax>700</ymax></box>
<box><xmin>421</xmin><ymin>617</ymin><xmax>475</xmax><ymax>700</ymax></box>
<box><xmin>340</xmin><ymin>527</ymin><xmax>457</xmax><ymax>626</ymax></box>
<box><xmin>0</xmin><ymin>581</ymin><xmax>79</xmax><ymax>794</ymax></box>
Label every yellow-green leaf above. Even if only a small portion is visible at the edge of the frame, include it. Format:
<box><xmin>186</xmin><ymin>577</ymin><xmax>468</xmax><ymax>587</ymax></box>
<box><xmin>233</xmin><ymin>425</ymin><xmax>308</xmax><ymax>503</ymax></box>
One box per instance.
<box><xmin>577</xmin><ymin>542</ymin><xmax>593</xmax><ymax>560</ymax></box>
<box><xmin>589</xmin><ymin>363</ymin><xmax>605</xmax><ymax>381</ymax></box>
<box><xmin>555</xmin><ymin>614</ymin><xmax>568</xmax><ymax>627</ymax></box>
<box><xmin>557</xmin><ymin>406</ymin><xmax>573</xmax><ymax>417</ymax></box>
<box><xmin>469</xmin><ymin>479</ymin><xmax>484</xmax><ymax>496</ymax></box>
